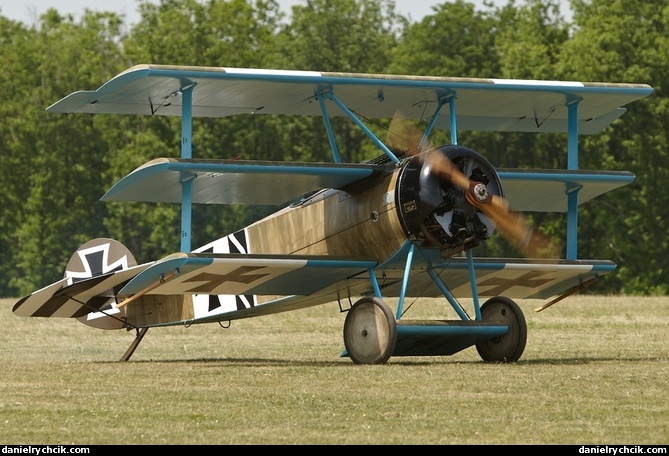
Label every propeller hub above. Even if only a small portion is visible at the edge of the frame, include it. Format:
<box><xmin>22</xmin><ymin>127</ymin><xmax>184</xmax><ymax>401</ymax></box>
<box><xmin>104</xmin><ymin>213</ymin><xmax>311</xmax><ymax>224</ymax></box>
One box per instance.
<box><xmin>472</xmin><ymin>182</ymin><xmax>489</xmax><ymax>202</ymax></box>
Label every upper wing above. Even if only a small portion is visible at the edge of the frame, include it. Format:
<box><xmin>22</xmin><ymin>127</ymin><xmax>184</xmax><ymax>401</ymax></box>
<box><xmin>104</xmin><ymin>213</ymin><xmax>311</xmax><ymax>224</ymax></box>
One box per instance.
<box><xmin>46</xmin><ymin>64</ymin><xmax>653</xmax><ymax>135</ymax></box>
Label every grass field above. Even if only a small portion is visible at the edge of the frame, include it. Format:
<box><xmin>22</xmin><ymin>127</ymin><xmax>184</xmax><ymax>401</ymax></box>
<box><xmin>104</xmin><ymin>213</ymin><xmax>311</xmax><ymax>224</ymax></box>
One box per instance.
<box><xmin>0</xmin><ymin>295</ymin><xmax>667</xmax><ymax>445</ymax></box>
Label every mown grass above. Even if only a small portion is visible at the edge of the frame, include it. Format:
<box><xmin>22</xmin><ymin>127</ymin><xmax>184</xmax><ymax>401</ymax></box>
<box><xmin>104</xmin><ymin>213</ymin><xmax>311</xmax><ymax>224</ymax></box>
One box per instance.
<box><xmin>0</xmin><ymin>295</ymin><xmax>667</xmax><ymax>444</ymax></box>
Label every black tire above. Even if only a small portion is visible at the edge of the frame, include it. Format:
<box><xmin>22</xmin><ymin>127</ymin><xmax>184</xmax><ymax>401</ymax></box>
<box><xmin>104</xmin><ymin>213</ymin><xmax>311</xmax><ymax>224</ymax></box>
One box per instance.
<box><xmin>475</xmin><ymin>296</ymin><xmax>527</xmax><ymax>363</ymax></box>
<box><xmin>343</xmin><ymin>297</ymin><xmax>397</xmax><ymax>365</ymax></box>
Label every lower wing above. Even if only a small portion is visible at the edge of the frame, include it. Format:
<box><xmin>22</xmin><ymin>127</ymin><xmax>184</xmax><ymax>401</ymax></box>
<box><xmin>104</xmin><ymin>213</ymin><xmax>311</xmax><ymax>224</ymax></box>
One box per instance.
<box><xmin>13</xmin><ymin>251</ymin><xmax>613</xmax><ymax>328</ymax></box>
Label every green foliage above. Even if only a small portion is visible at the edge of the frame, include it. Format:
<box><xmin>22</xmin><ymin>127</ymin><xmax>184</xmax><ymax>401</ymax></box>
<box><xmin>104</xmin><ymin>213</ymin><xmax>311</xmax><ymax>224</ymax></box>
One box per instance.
<box><xmin>0</xmin><ymin>0</ymin><xmax>666</xmax><ymax>296</ymax></box>
<box><xmin>125</xmin><ymin>0</ymin><xmax>286</xmax><ymax>67</ymax></box>
<box><xmin>389</xmin><ymin>0</ymin><xmax>499</xmax><ymax>77</ymax></box>
<box><xmin>0</xmin><ymin>11</ymin><xmax>129</xmax><ymax>295</ymax></box>
<box><xmin>558</xmin><ymin>0</ymin><xmax>669</xmax><ymax>293</ymax></box>
<box><xmin>0</xmin><ymin>19</ymin><xmax>39</xmax><ymax>296</ymax></box>
<box><xmin>495</xmin><ymin>0</ymin><xmax>570</xmax><ymax>80</ymax></box>
<box><xmin>281</xmin><ymin>0</ymin><xmax>404</xmax><ymax>72</ymax></box>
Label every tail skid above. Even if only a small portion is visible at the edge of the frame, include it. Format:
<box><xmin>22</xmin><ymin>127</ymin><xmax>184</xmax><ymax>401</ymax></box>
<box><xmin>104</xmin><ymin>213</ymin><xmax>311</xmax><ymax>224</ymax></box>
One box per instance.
<box><xmin>67</xmin><ymin>238</ymin><xmax>151</xmax><ymax>360</ymax></box>
<box><xmin>120</xmin><ymin>327</ymin><xmax>149</xmax><ymax>361</ymax></box>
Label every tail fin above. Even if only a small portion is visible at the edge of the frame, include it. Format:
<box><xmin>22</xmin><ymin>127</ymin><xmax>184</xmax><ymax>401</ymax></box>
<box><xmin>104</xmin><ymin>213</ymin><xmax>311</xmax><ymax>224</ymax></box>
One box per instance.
<box><xmin>67</xmin><ymin>238</ymin><xmax>137</xmax><ymax>330</ymax></box>
<box><xmin>13</xmin><ymin>238</ymin><xmax>138</xmax><ymax>330</ymax></box>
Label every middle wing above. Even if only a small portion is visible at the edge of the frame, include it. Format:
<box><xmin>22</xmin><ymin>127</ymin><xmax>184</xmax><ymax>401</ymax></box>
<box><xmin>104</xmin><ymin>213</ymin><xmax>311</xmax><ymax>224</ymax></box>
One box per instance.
<box><xmin>100</xmin><ymin>158</ymin><xmax>635</xmax><ymax>213</ymax></box>
<box><xmin>101</xmin><ymin>158</ymin><xmax>386</xmax><ymax>205</ymax></box>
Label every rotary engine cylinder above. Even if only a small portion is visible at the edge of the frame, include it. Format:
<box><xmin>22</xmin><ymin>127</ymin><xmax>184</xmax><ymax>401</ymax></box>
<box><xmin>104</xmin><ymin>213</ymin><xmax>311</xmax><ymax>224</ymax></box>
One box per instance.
<box><xmin>395</xmin><ymin>145</ymin><xmax>504</xmax><ymax>255</ymax></box>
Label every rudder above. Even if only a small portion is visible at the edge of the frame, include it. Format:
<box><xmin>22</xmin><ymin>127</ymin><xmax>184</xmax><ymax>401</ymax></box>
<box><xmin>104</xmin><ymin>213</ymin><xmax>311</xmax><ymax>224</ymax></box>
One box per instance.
<box><xmin>68</xmin><ymin>238</ymin><xmax>137</xmax><ymax>330</ymax></box>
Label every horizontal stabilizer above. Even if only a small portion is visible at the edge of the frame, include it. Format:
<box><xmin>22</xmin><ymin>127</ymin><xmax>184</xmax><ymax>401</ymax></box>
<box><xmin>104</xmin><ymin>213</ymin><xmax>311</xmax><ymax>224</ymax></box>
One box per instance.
<box><xmin>13</xmin><ymin>263</ymin><xmax>152</xmax><ymax>318</ymax></box>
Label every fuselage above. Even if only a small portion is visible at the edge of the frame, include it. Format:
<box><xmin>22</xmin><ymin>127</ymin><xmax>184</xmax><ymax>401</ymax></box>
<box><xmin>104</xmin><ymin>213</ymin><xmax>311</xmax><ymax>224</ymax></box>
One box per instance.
<box><xmin>246</xmin><ymin>166</ymin><xmax>406</xmax><ymax>263</ymax></box>
<box><xmin>244</xmin><ymin>145</ymin><xmax>502</xmax><ymax>263</ymax></box>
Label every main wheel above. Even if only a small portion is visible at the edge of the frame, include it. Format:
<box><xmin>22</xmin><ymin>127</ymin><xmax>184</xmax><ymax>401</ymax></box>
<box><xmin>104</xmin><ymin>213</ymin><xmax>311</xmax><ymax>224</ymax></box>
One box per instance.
<box><xmin>343</xmin><ymin>297</ymin><xmax>397</xmax><ymax>365</ymax></box>
<box><xmin>475</xmin><ymin>296</ymin><xmax>527</xmax><ymax>363</ymax></box>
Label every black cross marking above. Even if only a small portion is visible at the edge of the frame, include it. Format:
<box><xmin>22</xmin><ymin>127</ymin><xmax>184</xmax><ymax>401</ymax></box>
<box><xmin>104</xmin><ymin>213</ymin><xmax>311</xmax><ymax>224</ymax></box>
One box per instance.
<box><xmin>183</xmin><ymin>266</ymin><xmax>269</xmax><ymax>293</ymax></box>
<box><xmin>477</xmin><ymin>271</ymin><xmax>554</xmax><ymax>295</ymax></box>
<box><xmin>71</xmin><ymin>248</ymin><xmax>125</xmax><ymax>283</ymax></box>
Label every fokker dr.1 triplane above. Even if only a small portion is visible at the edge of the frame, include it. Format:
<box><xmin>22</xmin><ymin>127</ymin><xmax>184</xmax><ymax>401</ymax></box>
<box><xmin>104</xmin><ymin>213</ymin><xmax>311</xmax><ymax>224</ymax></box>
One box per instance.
<box><xmin>13</xmin><ymin>65</ymin><xmax>653</xmax><ymax>364</ymax></box>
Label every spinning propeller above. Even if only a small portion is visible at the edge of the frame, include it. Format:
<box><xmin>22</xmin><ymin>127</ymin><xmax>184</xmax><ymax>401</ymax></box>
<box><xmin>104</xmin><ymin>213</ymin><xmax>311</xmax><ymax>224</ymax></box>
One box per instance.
<box><xmin>387</xmin><ymin>112</ymin><xmax>560</xmax><ymax>258</ymax></box>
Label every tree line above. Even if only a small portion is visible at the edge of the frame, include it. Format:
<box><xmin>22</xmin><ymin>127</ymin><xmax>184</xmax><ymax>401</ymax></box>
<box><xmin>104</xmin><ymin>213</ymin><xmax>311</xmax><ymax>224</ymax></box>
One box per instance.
<box><xmin>1</xmin><ymin>0</ymin><xmax>666</xmax><ymax>298</ymax></box>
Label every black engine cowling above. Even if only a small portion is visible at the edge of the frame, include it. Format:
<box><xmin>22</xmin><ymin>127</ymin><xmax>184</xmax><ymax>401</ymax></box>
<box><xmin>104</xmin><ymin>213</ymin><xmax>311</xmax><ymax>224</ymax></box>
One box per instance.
<box><xmin>395</xmin><ymin>145</ymin><xmax>504</xmax><ymax>256</ymax></box>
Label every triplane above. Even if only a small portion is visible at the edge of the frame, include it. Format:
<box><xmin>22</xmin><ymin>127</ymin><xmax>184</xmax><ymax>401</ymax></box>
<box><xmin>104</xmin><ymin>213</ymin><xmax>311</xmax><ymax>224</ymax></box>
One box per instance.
<box><xmin>13</xmin><ymin>65</ymin><xmax>653</xmax><ymax>364</ymax></box>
